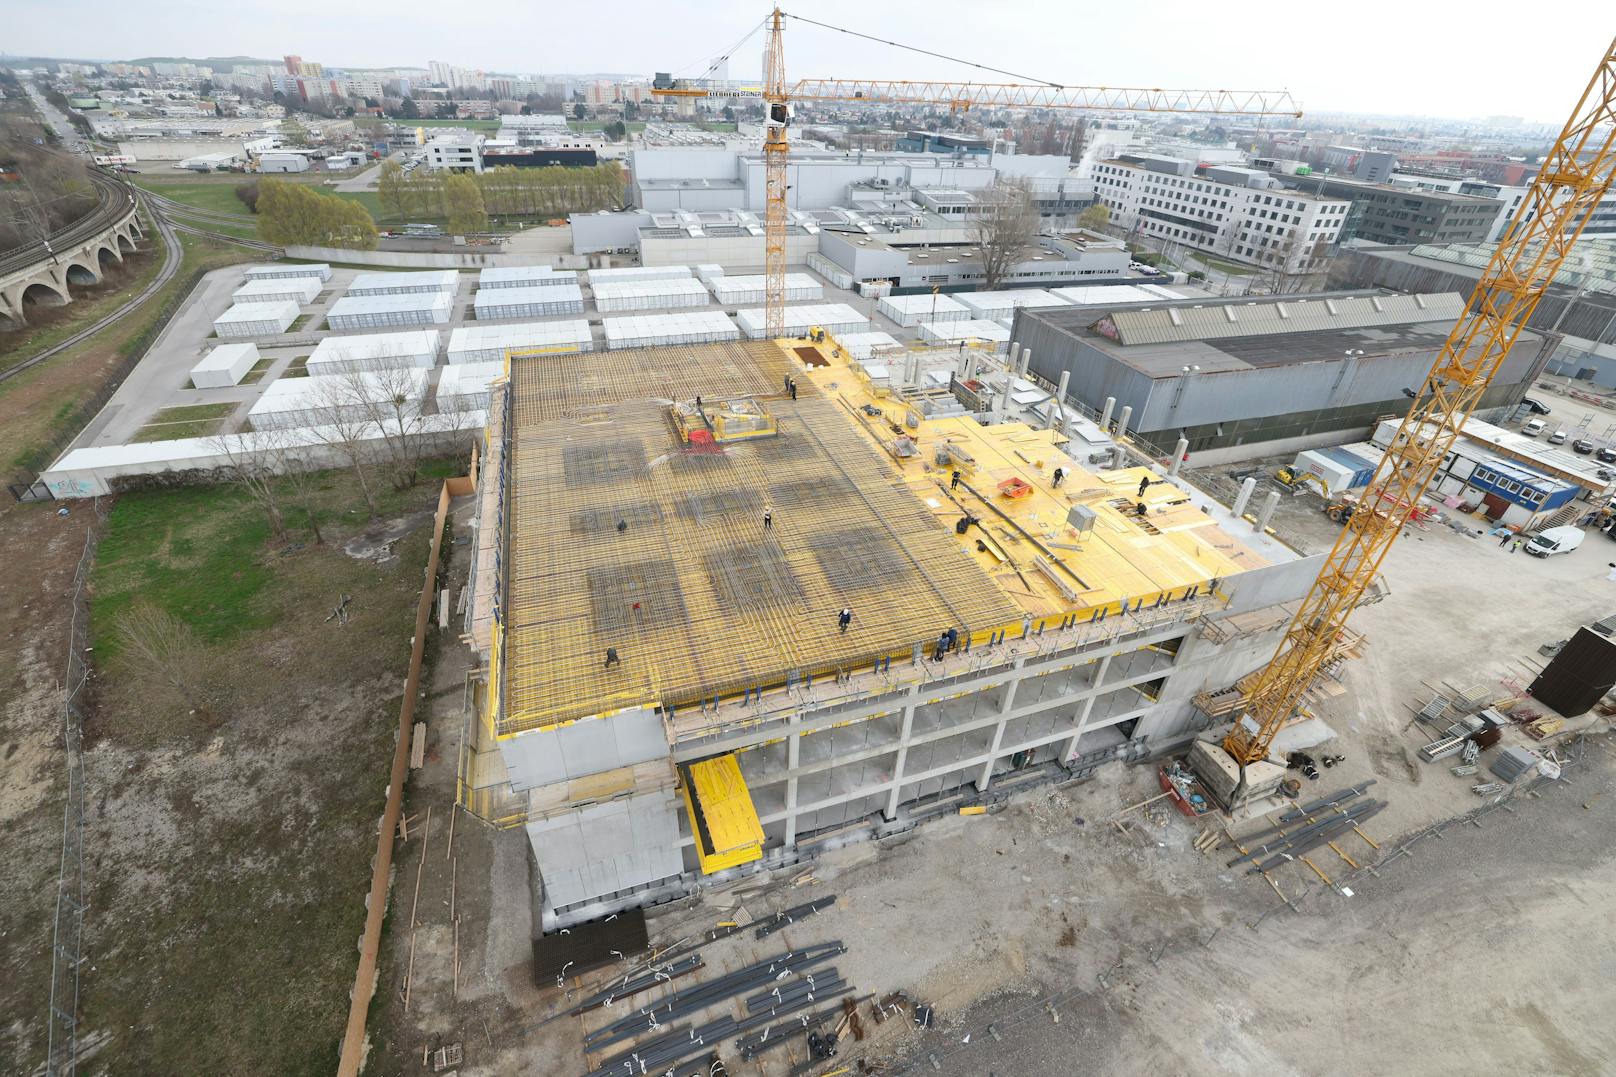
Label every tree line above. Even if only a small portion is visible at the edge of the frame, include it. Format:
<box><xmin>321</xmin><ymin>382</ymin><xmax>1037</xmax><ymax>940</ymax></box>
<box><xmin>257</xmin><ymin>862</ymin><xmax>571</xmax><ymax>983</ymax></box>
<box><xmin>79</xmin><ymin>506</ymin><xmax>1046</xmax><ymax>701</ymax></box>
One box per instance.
<box><xmin>253</xmin><ymin>179</ymin><xmax>378</xmax><ymax>250</ymax></box>
<box><xmin>375</xmin><ymin>160</ymin><xmax>624</xmax><ymax>228</ymax></box>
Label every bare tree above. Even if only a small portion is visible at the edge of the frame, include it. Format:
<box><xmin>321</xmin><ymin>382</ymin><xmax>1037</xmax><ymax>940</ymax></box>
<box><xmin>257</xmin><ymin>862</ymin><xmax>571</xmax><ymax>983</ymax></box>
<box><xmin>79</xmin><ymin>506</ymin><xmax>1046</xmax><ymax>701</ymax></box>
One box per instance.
<box><xmin>206</xmin><ymin>432</ymin><xmax>289</xmax><ymax>541</ymax></box>
<box><xmin>330</xmin><ymin>366</ymin><xmax>427</xmax><ymax>490</ymax></box>
<box><xmin>117</xmin><ymin>604</ymin><xmax>215</xmax><ymax>719</ymax></box>
<box><xmin>973</xmin><ymin>177</ymin><xmax>1040</xmax><ymax>291</ymax></box>
<box><xmin>309</xmin><ymin>374</ymin><xmax>383</xmax><ymax>518</ymax></box>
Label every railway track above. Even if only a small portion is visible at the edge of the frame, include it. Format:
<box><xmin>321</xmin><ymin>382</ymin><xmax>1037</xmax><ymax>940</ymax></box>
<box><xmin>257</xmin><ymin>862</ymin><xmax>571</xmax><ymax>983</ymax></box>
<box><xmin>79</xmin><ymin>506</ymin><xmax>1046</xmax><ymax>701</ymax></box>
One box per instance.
<box><xmin>0</xmin><ymin>168</ymin><xmax>137</xmax><ymax>277</ymax></box>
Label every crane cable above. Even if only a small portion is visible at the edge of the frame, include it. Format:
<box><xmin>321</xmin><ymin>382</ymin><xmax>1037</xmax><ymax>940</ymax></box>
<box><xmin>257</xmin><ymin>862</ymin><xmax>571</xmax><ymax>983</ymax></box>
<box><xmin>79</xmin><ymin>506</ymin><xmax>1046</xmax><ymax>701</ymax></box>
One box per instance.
<box><xmin>671</xmin><ymin>14</ymin><xmax>772</xmax><ymax>81</ymax></box>
<box><xmin>782</xmin><ymin>11</ymin><xmax>1066</xmax><ymax>89</ymax></box>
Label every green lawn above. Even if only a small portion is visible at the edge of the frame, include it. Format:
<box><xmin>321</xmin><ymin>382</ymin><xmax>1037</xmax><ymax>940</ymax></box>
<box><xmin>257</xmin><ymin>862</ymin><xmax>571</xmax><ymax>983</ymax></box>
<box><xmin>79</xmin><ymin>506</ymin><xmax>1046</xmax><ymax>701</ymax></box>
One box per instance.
<box><xmin>240</xmin><ymin>356</ymin><xmax>276</xmax><ymax>384</ymax></box>
<box><xmin>132</xmin><ymin>176</ymin><xmax>257</xmax><ymax>219</ymax></box>
<box><xmin>130</xmin><ymin>417</ymin><xmax>228</xmax><ymax>442</ymax></box>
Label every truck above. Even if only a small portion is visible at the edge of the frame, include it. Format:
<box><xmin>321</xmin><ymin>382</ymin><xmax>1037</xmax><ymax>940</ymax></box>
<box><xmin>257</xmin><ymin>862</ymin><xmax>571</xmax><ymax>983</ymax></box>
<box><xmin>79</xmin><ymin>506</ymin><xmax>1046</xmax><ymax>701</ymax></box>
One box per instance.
<box><xmin>1524</xmin><ymin>526</ymin><xmax>1584</xmax><ymax>557</ymax></box>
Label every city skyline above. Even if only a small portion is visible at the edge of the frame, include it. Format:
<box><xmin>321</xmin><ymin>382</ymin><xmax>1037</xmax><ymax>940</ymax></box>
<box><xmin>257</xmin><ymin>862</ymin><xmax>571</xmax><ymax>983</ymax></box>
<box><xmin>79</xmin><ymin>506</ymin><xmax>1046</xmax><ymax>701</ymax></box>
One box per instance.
<box><xmin>7</xmin><ymin>0</ymin><xmax>1612</xmax><ymax>124</ymax></box>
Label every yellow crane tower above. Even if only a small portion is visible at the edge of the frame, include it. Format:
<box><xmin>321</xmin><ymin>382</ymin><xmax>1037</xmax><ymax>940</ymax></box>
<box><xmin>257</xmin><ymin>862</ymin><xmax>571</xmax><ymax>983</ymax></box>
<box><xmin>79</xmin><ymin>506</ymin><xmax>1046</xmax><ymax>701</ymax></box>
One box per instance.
<box><xmin>1217</xmin><ymin>38</ymin><xmax>1616</xmax><ymax>803</ymax></box>
<box><xmin>652</xmin><ymin>7</ymin><xmax>1302</xmax><ymax>336</ymax></box>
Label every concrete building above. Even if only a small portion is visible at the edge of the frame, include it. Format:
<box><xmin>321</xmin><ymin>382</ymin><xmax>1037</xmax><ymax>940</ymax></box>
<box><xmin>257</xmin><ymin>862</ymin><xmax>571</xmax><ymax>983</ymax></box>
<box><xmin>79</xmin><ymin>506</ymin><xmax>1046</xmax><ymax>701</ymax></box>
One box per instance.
<box><xmin>1091</xmin><ymin>156</ymin><xmax>1350</xmax><ymax>274</ymax></box>
<box><xmin>1285</xmin><ymin>175</ymin><xmax>1505</xmax><ymax>246</ymax></box>
<box><xmin>1012</xmin><ymin>289</ymin><xmax>1556</xmax><ymax>459</ymax></box>
<box><xmin>458</xmin><ymin>337</ymin><xmax>1318</xmax><ymax>928</ymax></box>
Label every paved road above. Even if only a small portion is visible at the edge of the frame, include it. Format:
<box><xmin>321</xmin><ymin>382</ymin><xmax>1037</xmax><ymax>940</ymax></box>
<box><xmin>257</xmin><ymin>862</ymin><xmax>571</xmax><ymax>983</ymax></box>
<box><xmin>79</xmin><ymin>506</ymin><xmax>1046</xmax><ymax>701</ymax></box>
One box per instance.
<box><xmin>22</xmin><ymin>77</ymin><xmax>90</xmax><ymax>155</ymax></box>
<box><xmin>334</xmin><ymin>161</ymin><xmax>384</xmax><ymax>192</ymax></box>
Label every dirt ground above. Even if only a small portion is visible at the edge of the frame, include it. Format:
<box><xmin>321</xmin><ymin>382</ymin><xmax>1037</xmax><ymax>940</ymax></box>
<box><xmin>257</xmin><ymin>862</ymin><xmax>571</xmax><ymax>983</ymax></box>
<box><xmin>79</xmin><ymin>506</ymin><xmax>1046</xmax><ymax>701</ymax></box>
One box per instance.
<box><xmin>373</xmin><ymin>475</ymin><xmax>1616</xmax><ymax>1077</ymax></box>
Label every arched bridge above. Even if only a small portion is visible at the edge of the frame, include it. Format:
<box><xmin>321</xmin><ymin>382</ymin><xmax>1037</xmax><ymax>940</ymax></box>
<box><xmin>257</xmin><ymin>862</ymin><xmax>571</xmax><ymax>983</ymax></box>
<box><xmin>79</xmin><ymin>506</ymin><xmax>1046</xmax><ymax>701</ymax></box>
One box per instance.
<box><xmin>0</xmin><ymin>169</ymin><xmax>145</xmax><ymax>328</ymax></box>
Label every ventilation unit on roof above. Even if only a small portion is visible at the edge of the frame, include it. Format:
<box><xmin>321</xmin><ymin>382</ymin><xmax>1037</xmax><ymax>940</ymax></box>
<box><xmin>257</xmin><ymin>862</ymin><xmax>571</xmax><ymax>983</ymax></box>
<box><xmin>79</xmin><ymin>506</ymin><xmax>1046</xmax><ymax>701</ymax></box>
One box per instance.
<box><xmin>1224</xmin><ymin>307</ymin><xmax>1238</xmax><ymax>322</ymax></box>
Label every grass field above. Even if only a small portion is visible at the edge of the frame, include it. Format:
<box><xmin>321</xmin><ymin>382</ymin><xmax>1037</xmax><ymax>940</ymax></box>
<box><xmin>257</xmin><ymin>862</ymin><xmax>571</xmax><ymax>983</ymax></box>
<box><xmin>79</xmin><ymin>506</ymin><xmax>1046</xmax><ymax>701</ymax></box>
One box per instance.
<box><xmin>128</xmin><ymin>402</ymin><xmax>236</xmax><ymax>443</ymax></box>
<box><xmin>77</xmin><ymin>470</ymin><xmax>460</xmax><ymax>1072</ymax></box>
<box><xmin>240</xmin><ymin>356</ymin><xmax>275</xmax><ymax>384</ymax></box>
<box><xmin>132</xmin><ymin>177</ymin><xmax>256</xmax><ymax>219</ymax></box>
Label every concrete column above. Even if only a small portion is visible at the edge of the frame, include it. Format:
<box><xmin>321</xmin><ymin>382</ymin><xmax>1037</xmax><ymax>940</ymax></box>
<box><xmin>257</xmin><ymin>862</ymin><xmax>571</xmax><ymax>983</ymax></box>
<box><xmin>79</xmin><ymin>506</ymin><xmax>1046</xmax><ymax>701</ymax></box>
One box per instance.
<box><xmin>1231</xmin><ymin>476</ymin><xmax>1257</xmax><ymax>518</ymax></box>
<box><xmin>1168</xmin><ymin>437</ymin><xmax>1189</xmax><ymax>477</ymax></box>
<box><xmin>1018</xmin><ymin>348</ymin><xmax>1031</xmax><ymax>378</ymax></box>
<box><xmin>1116</xmin><ymin>405</ymin><xmax>1132</xmax><ymax>439</ymax></box>
<box><xmin>1048</xmin><ymin>371</ymin><xmax>1070</xmax><ymax>430</ymax></box>
<box><xmin>1056</xmin><ymin>369</ymin><xmax>1070</xmax><ymax>405</ymax></box>
<box><xmin>1061</xmin><ymin>654</ymin><xmax>1111</xmax><ymax>761</ymax></box>
<box><xmin>1099</xmin><ymin>396</ymin><xmax>1115</xmax><ymax>432</ymax></box>
<box><xmin>783</xmin><ymin>716</ymin><xmax>802</xmax><ymax>845</ymax></box>
<box><xmin>977</xmin><ymin>659</ymin><xmax>1024</xmax><ymax>791</ymax></box>
<box><xmin>956</xmin><ymin>350</ymin><xmax>971</xmax><ymax>378</ymax></box>
<box><xmin>995</xmin><ymin>376</ymin><xmax>1010</xmax><ymax>419</ymax></box>
<box><xmin>1255</xmin><ymin>491</ymin><xmax>1281</xmax><ymax>533</ymax></box>
<box><xmin>884</xmin><ymin>693</ymin><xmax>919</xmax><ymax>820</ymax></box>
<box><xmin>1008</xmin><ymin>343</ymin><xmax>1022</xmax><ymax>374</ymax></box>
<box><xmin>965</xmin><ymin>353</ymin><xmax>979</xmax><ymax>380</ymax></box>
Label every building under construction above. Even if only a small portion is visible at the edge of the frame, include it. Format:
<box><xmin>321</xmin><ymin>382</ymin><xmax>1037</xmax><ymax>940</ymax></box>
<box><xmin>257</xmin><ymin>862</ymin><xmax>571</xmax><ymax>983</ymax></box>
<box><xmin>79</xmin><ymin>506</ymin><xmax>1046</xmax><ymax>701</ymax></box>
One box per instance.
<box><xmin>461</xmin><ymin>335</ymin><xmax>1323</xmax><ymax>928</ymax></box>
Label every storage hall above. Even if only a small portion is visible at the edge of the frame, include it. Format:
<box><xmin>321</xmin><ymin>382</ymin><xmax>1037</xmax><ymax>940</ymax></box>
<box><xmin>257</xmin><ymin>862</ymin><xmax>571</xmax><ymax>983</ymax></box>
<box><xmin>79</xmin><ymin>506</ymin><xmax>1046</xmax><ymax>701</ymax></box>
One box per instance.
<box><xmin>189</xmin><ymin>342</ymin><xmax>260</xmax><ymax>389</ymax></box>
<box><xmin>603</xmin><ymin>311</ymin><xmax>740</xmax><ymax>350</ymax></box>
<box><xmin>213</xmin><ymin>300</ymin><xmax>300</xmax><ymax>340</ymax></box>
<box><xmin>232</xmin><ymin>277</ymin><xmax>321</xmax><ymax>306</ymax></box>
<box><xmin>436</xmin><ymin>361</ymin><xmax>506</xmax><ymax>412</ymax></box>
<box><xmin>472</xmin><ymin>283</ymin><xmax>587</xmax><ymax>320</ymax></box>
<box><xmin>306</xmin><ymin>330</ymin><xmax>441</xmax><ymax>375</ymax></box>
<box><xmin>709</xmin><ymin>273</ymin><xmax>823</xmax><ymax>305</ymax></box>
<box><xmin>736</xmin><ymin>303</ymin><xmax>869</xmax><ymax>339</ymax></box>
<box><xmin>586</xmin><ymin>265</ymin><xmax>694</xmax><ymax>285</ymax></box>
<box><xmin>244</xmin><ymin>262</ymin><xmax>332</xmax><ymax>283</ymax></box>
<box><xmin>246</xmin><ymin>368</ymin><xmax>429</xmax><ymax>430</ymax></box>
<box><xmin>955</xmin><ymin>289</ymin><xmax>1070</xmax><ymax>321</ymax></box>
<box><xmin>877</xmin><ymin>293</ymin><xmax>969</xmax><ymax>327</ymax></box>
<box><xmin>918</xmin><ymin>319</ymin><xmax>1012</xmax><ymax>351</ymax></box>
<box><xmin>327</xmin><ymin>291</ymin><xmax>453</xmax><ymax>330</ymax></box>
<box><xmin>448</xmin><ymin>321</ymin><xmax>595</xmax><ymax>363</ymax></box>
<box><xmin>346</xmin><ymin>270</ymin><xmax>461</xmax><ymax>297</ymax></box>
<box><xmin>592</xmin><ymin>277</ymin><xmax>711</xmax><ymax>312</ymax></box>
<box><xmin>478</xmin><ymin>265</ymin><xmax>578</xmax><ymax>289</ymax></box>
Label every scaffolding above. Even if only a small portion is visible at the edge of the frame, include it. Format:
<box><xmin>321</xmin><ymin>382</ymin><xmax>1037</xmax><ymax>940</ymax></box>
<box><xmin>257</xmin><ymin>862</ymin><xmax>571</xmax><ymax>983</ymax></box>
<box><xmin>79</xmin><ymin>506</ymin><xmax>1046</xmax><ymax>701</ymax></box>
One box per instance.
<box><xmin>499</xmin><ymin>341</ymin><xmax>1022</xmax><ymax>736</ymax></box>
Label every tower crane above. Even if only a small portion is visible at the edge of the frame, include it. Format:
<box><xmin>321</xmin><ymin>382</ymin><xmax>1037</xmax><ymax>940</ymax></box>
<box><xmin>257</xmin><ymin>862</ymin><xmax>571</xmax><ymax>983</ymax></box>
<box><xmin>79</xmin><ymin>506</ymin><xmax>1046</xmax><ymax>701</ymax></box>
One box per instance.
<box><xmin>1216</xmin><ymin>37</ymin><xmax>1616</xmax><ymax>804</ymax></box>
<box><xmin>652</xmin><ymin>7</ymin><xmax>1302</xmax><ymax>336</ymax></box>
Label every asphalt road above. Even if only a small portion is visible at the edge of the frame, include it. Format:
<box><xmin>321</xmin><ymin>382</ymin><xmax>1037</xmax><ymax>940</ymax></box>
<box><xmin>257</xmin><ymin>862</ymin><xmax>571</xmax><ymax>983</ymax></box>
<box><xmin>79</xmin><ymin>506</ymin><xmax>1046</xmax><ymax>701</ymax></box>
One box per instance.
<box><xmin>23</xmin><ymin>77</ymin><xmax>90</xmax><ymax>155</ymax></box>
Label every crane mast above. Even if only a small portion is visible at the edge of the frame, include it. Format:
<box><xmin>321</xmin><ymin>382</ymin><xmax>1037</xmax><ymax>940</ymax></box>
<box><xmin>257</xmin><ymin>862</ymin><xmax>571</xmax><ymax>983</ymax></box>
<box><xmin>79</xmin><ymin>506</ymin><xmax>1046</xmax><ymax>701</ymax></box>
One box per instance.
<box><xmin>652</xmin><ymin>6</ymin><xmax>1301</xmax><ymax>336</ymax></box>
<box><xmin>1222</xmin><ymin>38</ymin><xmax>1616</xmax><ymax>789</ymax></box>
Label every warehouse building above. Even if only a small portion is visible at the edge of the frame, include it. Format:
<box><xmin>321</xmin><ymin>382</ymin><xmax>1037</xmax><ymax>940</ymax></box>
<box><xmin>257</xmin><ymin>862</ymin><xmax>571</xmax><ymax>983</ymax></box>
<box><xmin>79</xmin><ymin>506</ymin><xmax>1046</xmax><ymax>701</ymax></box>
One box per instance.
<box><xmin>603</xmin><ymin>311</ymin><xmax>740</xmax><ymax>350</ymax></box>
<box><xmin>247</xmin><ymin>368</ymin><xmax>429</xmax><ymax>430</ymax></box>
<box><xmin>736</xmin><ymin>303</ymin><xmax>867</xmax><ymax>339</ymax></box>
<box><xmin>818</xmin><ymin>225</ymin><xmax>1132</xmax><ymax>294</ymax></box>
<box><xmin>244</xmin><ymin>262</ymin><xmax>331</xmax><ymax>283</ymax></box>
<box><xmin>472</xmin><ymin>283</ymin><xmax>586</xmax><ymax>320</ymax></box>
<box><xmin>593</xmin><ymin>278</ymin><xmax>711</xmax><ymax>312</ymax></box>
<box><xmin>437</xmin><ymin>362</ymin><xmax>506</xmax><ymax>413</ymax></box>
<box><xmin>478</xmin><ymin>265</ymin><xmax>577</xmax><ymax>289</ymax></box>
<box><xmin>306</xmin><ymin>330</ymin><xmax>440</xmax><ymax>375</ymax></box>
<box><xmin>448</xmin><ymin>322</ymin><xmax>594</xmax><ymax>363</ymax></box>
<box><xmin>1012</xmin><ymin>289</ymin><xmax>1557</xmax><ymax>460</ymax></box>
<box><xmin>213</xmin><ymin>300</ymin><xmax>299</xmax><ymax>339</ymax></box>
<box><xmin>232</xmin><ymin>277</ymin><xmax>321</xmax><ymax>306</ymax></box>
<box><xmin>190</xmin><ymin>343</ymin><xmax>259</xmax><ymax>389</ymax></box>
<box><xmin>457</xmin><ymin>337</ymin><xmax>1319</xmax><ymax>927</ymax></box>
<box><xmin>327</xmin><ymin>292</ymin><xmax>453</xmax><ymax>330</ymax></box>
<box><xmin>346</xmin><ymin>270</ymin><xmax>460</xmax><ymax>297</ymax></box>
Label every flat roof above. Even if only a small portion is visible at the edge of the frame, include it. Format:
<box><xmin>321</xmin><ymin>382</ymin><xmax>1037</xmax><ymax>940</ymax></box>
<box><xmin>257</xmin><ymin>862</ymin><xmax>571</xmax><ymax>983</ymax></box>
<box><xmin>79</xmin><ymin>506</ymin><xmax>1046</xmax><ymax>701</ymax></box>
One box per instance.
<box><xmin>309</xmin><ymin>329</ymin><xmax>440</xmax><ymax>362</ymax></box>
<box><xmin>327</xmin><ymin>292</ymin><xmax>453</xmax><ymax>317</ymax></box>
<box><xmin>347</xmin><ymin>269</ymin><xmax>460</xmax><ymax>293</ymax></box>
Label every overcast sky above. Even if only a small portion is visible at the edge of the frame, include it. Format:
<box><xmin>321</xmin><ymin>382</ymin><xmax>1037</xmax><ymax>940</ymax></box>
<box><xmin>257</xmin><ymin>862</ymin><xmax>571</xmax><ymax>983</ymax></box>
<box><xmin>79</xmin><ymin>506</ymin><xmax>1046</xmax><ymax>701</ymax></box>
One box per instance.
<box><xmin>8</xmin><ymin>0</ymin><xmax>1612</xmax><ymax>124</ymax></box>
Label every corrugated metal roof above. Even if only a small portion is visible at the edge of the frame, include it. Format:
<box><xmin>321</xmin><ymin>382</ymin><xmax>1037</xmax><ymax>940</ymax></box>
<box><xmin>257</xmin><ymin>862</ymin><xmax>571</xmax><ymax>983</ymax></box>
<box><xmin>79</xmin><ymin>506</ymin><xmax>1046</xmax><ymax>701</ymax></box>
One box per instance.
<box><xmin>1107</xmin><ymin>292</ymin><xmax>1466</xmax><ymax>346</ymax></box>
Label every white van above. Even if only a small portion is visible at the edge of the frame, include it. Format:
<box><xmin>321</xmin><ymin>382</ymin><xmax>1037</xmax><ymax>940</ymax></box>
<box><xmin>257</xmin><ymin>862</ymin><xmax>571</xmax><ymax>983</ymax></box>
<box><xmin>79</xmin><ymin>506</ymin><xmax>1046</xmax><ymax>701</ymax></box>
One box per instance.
<box><xmin>1523</xmin><ymin>418</ymin><xmax>1546</xmax><ymax>437</ymax></box>
<box><xmin>1524</xmin><ymin>526</ymin><xmax>1585</xmax><ymax>557</ymax></box>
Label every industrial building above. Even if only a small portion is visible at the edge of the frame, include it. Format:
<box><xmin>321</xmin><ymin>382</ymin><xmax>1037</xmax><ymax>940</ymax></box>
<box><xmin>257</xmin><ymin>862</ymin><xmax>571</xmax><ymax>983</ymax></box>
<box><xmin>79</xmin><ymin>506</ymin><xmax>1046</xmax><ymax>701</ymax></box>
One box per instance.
<box><xmin>232</xmin><ymin>277</ymin><xmax>320</xmax><ymax>306</ymax></box>
<box><xmin>347</xmin><ymin>270</ymin><xmax>460</xmax><ymax>297</ymax></box>
<box><xmin>817</xmin><ymin>226</ymin><xmax>1131</xmax><ymax>293</ymax></box>
<box><xmin>448</xmin><ymin>322</ymin><xmax>594</xmax><ymax>363</ymax></box>
<box><xmin>244</xmin><ymin>262</ymin><xmax>331</xmax><ymax>283</ymax></box>
<box><xmin>246</xmin><ymin>368</ymin><xmax>429</xmax><ymax>430</ymax></box>
<box><xmin>472</xmin><ymin>283</ymin><xmax>586</xmax><ymax>320</ymax></box>
<box><xmin>1330</xmin><ymin>237</ymin><xmax>1616</xmax><ymax>388</ymax></box>
<box><xmin>458</xmin><ymin>336</ymin><xmax>1317</xmax><ymax>927</ymax></box>
<box><xmin>189</xmin><ymin>343</ymin><xmax>259</xmax><ymax>389</ymax></box>
<box><xmin>1013</xmin><ymin>289</ymin><xmax>1556</xmax><ymax>459</ymax></box>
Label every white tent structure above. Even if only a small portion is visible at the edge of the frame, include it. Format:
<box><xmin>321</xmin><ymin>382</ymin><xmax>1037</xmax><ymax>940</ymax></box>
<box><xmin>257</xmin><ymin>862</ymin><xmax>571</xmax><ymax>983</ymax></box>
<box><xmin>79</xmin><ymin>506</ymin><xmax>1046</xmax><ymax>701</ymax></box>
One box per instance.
<box><xmin>448</xmin><ymin>322</ymin><xmax>594</xmax><ymax>363</ymax></box>
<box><xmin>327</xmin><ymin>292</ymin><xmax>453</xmax><ymax>330</ymax></box>
<box><xmin>603</xmin><ymin>311</ymin><xmax>739</xmax><ymax>350</ymax></box>
<box><xmin>247</xmin><ymin>369</ymin><xmax>429</xmax><ymax>430</ymax></box>
<box><xmin>306</xmin><ymin>330</ymin><xmax>441</xmax><ymax>374</ymax></box>
<box><xmin>190</xmin><ymin>343</ymin><xmax>259</xmax><ymax>388</ymax></box>
<box><xmin>214</xmin><ymin>300</ymin><xmax>299</xmax><ymax>339</ymax></box>
<box><xmin>735</xmin><ymin>303</ymin><xmax>868</xmax><ymax>339</ymax></box>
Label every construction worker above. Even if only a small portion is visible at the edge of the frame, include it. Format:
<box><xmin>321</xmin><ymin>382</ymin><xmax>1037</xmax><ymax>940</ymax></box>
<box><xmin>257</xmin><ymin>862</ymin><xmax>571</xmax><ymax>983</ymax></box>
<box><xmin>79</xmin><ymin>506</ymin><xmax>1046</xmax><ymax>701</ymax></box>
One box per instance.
<box><xmin>789</xmin><ymin>379</ymin><xmax>798</xmax><ymax>401</ymax></box>
<box><xmin>1136</xmin><ymin>501</ymin><xmax>1149</xmax><ymax>518</ymax></box>
<box><xmin>1138</xmin><ymin>475</ymin><xmax>1151</xmax><ymax>497</ymax></box>
<box><xmin>616</xmin><ymin>519</ymin><xmax>628</xmax><ymax>534</ymax></box>
<box><xmin>1052</xmin><ymin>467</ymin><xmax>1065</xmax><ymax>489</ymax></box>
<box><xmin>763</xmin><ymin>507</ymin><xmax>774</xmax><ymax>530</ymax></box>
<box><xmin>604</xmin><ymin>647</ymin><xmax>620</xmax><ymax>669</ymax></box>
<box><xmin>945</xmin><ymin>627</ymin><xmax>959</xmax><ymax>652</ymax></box>
<box><xmin>933</xmin><ymin>633</ymin><xmax>949</xmax><ymax>662</ymax></box>
<box><xmin>951</xmin><ymin>469</ymin><xmax>962</xmax><ymax>490</ymax></box>
<box><xmin>838</xmin><ymin>607</ymin><xmax>852</xmax><ymax>633</ymax></box>
<box><xmin>784</xmin><ymin>373</ymin><xmax>793</xmax><ymax>393</ymax></box>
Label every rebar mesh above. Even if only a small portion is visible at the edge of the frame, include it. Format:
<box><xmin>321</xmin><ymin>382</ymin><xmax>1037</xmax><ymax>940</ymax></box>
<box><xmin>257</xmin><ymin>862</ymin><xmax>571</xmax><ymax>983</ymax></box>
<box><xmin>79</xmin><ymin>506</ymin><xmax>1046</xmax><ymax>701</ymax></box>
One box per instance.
<box><xmin>501</xmin><ymin>341</ymin><xmax>1021</xmax><ymax>734</ymax></box>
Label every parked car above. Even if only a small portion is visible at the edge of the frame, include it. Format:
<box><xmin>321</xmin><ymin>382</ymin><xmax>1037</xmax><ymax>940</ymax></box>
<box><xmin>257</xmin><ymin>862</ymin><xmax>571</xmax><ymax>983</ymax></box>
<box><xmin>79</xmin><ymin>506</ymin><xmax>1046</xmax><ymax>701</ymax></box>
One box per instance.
<box><xmin>1548</xmin><ymin>429</ymin><xmax>1569</xmax><ymax>445</ymax></box>
<box><xmin>1524</xmin><ymin>526</ymin><xmax>1585</xmax><ymax>557</ymax></box>
<box><xmin>1598</xmin><ymin>446</ymin><xmax>1616</xmax><ymax>464</ymax></box>
<box><xmin>1573</xmin><ymin>438</ymin><xmax>1596</xmax><ymax>454</ymax></box>
<box><xmin>1523</xmin><ymin>418</ymin><xmax>1546</xmax><ymax>437</ymax></box>
<box><xmin>1523</xmin><ymin>397</ymin><xmax>1552</xmax><ymax>415</ymax></box>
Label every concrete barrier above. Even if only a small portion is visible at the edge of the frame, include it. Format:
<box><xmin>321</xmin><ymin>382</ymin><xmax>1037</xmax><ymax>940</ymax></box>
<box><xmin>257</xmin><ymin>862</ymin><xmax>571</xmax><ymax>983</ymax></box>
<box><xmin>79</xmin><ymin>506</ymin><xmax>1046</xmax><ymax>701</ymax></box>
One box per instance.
<box><xmin>284</xmin><ymin>244</ymin><xmax>597</xmax><ymax>271</ymax></box>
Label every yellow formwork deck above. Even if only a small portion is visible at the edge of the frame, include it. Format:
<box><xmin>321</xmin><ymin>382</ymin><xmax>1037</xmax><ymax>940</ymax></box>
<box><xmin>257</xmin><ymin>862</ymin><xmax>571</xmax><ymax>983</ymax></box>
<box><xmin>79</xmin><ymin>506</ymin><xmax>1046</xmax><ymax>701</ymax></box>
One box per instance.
<box><xmin>500</xmin><ymin>341</ymin><xmax>1022</xmax><ymax>735</ymax></box>
<box><xmin>800</xmin><ymin>342</ymin><xmax>1271</xmax><ymax>619</ymax></box>
<box><xmin>681</xmin><ymin>754</ymin><xmax>765</xmax><ymax>874</ymax></box>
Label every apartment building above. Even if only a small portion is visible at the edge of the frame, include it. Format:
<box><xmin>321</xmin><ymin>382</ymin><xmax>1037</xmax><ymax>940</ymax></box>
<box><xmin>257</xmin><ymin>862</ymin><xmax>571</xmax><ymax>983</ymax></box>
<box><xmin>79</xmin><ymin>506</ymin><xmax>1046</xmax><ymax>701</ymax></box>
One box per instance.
<box><xmin>1092</xmin><ymin>156</ymin><xmax>1350</xmax><ymax>273</ymax></box>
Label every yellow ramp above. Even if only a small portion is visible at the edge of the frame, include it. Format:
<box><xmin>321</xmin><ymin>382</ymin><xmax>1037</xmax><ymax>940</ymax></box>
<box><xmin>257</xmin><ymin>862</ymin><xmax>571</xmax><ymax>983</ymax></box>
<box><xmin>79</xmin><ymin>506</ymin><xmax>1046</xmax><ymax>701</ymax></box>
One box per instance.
<box><xmin>681</xmin><ymin>754</ymin><xmax>765</xmax><ymax>874</ymax></box>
